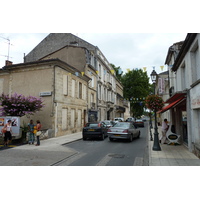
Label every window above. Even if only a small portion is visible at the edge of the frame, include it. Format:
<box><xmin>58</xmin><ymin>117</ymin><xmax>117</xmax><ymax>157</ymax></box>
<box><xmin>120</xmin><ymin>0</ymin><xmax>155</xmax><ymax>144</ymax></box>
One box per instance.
<box><xmin>71</xmin><ymin>109</ymin><xmax>75</xmax><ymax>128</ymax></box>
<box><xmin>72</xmin><ymin>79</ymin><xmax>75</xmax><ymax>97</ymax></box>
<box><xmin>79</xmin><ymin>82</ymin><xmax>82</xmax><ymax>99</ymax></box>
<box><xmin>181</xmin><ymin>63</ymin><xmax>186</xmax><ymax>90</ymax></box>
<box><xmin>99</xmin><ymin>64</ymin><xmax>101</xmax><ymax>77</ymax></box>
<box><xmin>83</xmin><ymin>84</ymin><xmax>86</xmax><ymax>100</ymax></box>
<box><xmin>63</xmin><ymin>75</ymin><xmax>68</xmax><ymax>95</ymax></box>
<box><xmin>62</xmin><ymin>108</ymin><xmax>68</xmax><ymax>130</ymax></box>
<box><xmin>191</xmin><ymin>40</ymin><xmax>200</xmax><ymax>82</ymax></box>
<box><xmin>77</xmin><ymin>110</ymin><xmax>82</xmax><ymax>127</ymax></box>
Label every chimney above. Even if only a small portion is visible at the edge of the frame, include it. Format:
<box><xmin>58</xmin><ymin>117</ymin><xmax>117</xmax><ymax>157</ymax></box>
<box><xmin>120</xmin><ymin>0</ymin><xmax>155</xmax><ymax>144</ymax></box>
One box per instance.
<box><xmin>5</xmin><ymin>60</ymin><xmax>13</xmax><ymax>66</ymax></box>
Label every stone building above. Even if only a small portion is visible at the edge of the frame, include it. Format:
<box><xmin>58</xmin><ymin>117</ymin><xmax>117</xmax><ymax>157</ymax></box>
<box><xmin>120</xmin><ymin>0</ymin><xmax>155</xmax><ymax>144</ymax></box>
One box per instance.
<box><xmin>24</xmin><ymin>33</ymin><xmax>128</xmax><ymax>122</ymax></box>
<box><xmin>0</xmin><ymin>59</ymin><xmax>90</xmax><ymax>137</ymax></box>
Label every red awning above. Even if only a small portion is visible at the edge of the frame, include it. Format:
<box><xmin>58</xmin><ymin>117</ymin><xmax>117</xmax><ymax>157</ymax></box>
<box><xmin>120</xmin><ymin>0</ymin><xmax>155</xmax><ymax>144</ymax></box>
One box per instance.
<box><xmin>165</xmin><ymin>92</ymin><xmax>186</xmax><ymax>103</ymax></box>
<box><xmin>158</xmin><ymin>96</ymin><xmax>186</xmax><ymax>113</ymax></box>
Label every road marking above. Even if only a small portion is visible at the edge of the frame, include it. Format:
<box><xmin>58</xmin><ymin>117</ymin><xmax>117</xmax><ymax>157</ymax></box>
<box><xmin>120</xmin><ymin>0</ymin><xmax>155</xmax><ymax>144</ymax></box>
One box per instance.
<box><xmin>133</xmin><ymin>157</ymin><xmax>144</xmax><ymax>166</ymax></box>
<box><xmin>52</xmin><ymin>152</ymin><xmax>87</xmax><ymax>166</ymax></box>
<box><xmin>96</xmin><ymin>154</ymin><xmax>113</xmax><ymax>166</ymax></box>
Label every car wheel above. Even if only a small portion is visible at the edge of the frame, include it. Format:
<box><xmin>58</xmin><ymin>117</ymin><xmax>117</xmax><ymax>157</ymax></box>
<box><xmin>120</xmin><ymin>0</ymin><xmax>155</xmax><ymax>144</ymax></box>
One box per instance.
<box><xmin>109</xmin><ymin>137</ymin><xmax>113</xmax><ymax>142</ymax></box>
<box><xmin>137</xmin><ymin>131</ymin><xmax>140</xmax><ymax>138</ymax></box>
<box><xmin>83</xmin><ymin>135</ymin><xmax>87</xmax><ymax>140</ymax></box>
<box><xmin>101</xmin><ymin>133</ymin><xmax>105</xmax><ymax>140</ymax></box>
<box><xmin>129</xmin><ymin>134</ymin><xmax>133</xmax><ymax>142</ymax></box>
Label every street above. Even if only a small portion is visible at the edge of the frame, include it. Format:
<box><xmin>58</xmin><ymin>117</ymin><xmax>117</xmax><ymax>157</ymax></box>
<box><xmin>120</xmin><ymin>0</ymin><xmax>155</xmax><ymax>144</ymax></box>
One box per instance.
<box><xmin>53</xmin><ymin>122</ymin><xmax>149</xmax><ymax>166</ymax></box>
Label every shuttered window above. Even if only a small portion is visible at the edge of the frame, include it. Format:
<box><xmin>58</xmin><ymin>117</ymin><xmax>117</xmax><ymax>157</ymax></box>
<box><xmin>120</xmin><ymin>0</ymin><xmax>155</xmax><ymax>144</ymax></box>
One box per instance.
<box><xmin>63</xmin><ymin>75</ymin><xmax>68</xmax><ymax>95</ymax></box>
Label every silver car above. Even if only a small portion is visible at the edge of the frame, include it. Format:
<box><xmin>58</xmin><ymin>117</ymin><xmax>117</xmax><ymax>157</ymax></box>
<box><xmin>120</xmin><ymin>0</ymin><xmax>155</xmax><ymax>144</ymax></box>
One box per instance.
<box><xmin>107</xmin><ymin>122</ymin><xmax>140</xmax><ymax>142</ymax></box>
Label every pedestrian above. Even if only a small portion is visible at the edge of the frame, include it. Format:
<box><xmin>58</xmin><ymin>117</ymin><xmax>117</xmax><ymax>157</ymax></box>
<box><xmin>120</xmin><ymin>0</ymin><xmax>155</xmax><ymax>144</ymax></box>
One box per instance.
<box><xmin>160</xmin><ymin>118</ymin><xmax>169</xmax><ymax>144</ymax></box>
<box><xmin>3</xmin><ymin>119</ymin><xmax>12</xmax><ymax>147</ymax></box>
<box><xmin>35</xmin><ymin>120</ymin><xmax>42</xmax><ymax>146</ymax></box>
<box><xmin>28</xmin><ymin>120</ymin><xmax>35</xmax><ymax>144</ymax></box>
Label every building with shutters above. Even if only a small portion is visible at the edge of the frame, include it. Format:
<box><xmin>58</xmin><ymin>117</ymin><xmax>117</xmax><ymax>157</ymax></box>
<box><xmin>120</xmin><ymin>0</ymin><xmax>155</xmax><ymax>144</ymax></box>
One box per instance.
<box><xmin>0</xmin><ymin>59</ymin><xmax>90</xmax><ymax>137</ymax></box>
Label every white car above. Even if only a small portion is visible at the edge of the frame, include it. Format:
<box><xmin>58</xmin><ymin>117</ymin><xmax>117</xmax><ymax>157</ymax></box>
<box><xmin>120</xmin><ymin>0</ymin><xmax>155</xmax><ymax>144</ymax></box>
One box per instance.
<box><xmin>107</xmin><ymin>122</ymin><xmax>140</xmax><ymax>142</ymax></box>
<box><xmin>114</xmin><ymin>117</ymin><xmax>124</xmax><ymax>122</ymax></box>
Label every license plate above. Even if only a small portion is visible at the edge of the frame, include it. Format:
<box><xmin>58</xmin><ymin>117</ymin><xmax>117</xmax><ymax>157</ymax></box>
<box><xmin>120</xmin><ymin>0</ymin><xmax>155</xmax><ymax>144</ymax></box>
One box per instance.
<box><xmin>88</xmin><ymin>129</ymin><xmax>95</xmax><ymax>131</ymax></box>
<box><xmin>114</xmin><ymin>134</ymin><xmax>120</xmax><ymax>136</ymax></box>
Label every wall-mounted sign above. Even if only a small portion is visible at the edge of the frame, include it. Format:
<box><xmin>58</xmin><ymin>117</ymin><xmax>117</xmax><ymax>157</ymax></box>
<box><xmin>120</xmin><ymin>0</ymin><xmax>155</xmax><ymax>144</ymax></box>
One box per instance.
<box><xmin>40</xmin><ymin>92</ymin><xmax>52</xmax><ymax>97</ymax></box>
<box><xmin>191</xmin><ymin>84</ymin><xmax>200</xmax><ymax>109</ymax></box>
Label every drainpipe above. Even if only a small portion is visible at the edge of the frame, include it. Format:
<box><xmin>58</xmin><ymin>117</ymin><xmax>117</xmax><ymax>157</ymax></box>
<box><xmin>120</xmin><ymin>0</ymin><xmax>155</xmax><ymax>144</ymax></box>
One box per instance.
<box><xmin>53</xmin><ymin>65</ymin><xmax>57</xmax><ymax>137</ymax></box>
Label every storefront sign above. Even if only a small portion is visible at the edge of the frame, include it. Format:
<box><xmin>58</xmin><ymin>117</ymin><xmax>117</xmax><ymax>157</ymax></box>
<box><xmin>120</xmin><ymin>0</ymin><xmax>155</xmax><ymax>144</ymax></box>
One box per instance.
<box><xmin>191</xmin><ymin>84</ymin><xmax>200</xmax><ymax>109</ymax></box>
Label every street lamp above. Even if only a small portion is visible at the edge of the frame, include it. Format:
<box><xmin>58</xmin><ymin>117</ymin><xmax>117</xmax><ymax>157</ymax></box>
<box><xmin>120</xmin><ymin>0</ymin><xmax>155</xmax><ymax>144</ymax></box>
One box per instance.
<box><xmin>150</xmin><ymin>69</ymin><xmax>161</xmax><ymax>151</ymax></box>
<box><xmin>149</xmin><ymin>112</ymin><xmax>153</xmax><ymax>141</ymax></box>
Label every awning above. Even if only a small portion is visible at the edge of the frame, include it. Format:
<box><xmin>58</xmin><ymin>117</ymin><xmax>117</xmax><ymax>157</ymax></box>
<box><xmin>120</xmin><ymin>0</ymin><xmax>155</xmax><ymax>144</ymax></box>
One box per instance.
<box><xmin>165</xmin><ymin>92</ymin><xmax>186</xmax><ymax>103</ymax></box>
<box><xmin>158</xmin><ymin>96</ymin><xmax>186</xmax><ymax>113</ymax></box>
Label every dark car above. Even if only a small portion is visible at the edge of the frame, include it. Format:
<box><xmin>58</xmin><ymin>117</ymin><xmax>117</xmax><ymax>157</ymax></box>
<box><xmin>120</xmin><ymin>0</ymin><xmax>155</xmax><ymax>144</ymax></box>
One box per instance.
<box><xmin>102</xmin><ymin>120</ymin><xmax>115</xmax><ymax>128</ymax></box>
<box><xmin>107</xmin><ymin>122</ymin><xmax>140</xmax><ymax>142</ymax></box>
<box><xmin>82</xmin><ymin>122</ymin><xmax>108</xmax><ymax>140</ymax></box>
<box><xmin>134</xmin><ymin>119</ymin><xmax>145</xmax><ymax>127</ymax></box>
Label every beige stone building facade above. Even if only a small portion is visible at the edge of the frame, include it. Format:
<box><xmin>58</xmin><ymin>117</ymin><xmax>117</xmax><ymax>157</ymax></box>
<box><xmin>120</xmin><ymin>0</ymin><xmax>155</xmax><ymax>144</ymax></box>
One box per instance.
<box><xmin>0</xmin><ymin>59</ymin><xmax>90</xmax><ymax>137</ymax></box>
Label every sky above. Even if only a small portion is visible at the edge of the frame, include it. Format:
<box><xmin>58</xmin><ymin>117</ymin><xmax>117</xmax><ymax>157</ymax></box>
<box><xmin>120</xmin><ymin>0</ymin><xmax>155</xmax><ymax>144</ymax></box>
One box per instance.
<box><xmin>0</xmin><ymin>33</ymin><xmax>187</xmax><ymax>81</ymax></box>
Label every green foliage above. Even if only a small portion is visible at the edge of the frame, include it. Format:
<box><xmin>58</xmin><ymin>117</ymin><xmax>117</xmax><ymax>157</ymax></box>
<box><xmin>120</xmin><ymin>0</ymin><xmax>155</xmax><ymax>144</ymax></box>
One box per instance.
<box><xmin>121</xmin><ymin>69</ymin><xmax>151</xmax><ymax>118</ymax></box>
<box><xmin>110</xmin><ymin>64</ymin><xmax>123</xmax><ymax>81</ymax></box>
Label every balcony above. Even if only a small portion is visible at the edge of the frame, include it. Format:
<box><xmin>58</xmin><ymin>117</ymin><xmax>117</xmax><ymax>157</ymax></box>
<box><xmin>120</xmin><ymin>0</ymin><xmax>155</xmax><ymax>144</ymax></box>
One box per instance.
<box><xmin>106</xmin><ymin>82</ymin><xmax>112</xmax><ymax>90</ymax></box>
<box><xmin>91</xmin><ymin>102</ymin><xmax>96</xmax><ymax>109</ymax></box>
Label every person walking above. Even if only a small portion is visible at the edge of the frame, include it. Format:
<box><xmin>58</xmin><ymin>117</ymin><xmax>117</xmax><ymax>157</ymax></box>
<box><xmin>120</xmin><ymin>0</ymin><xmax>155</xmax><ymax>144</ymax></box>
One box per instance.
<box><xmin>28</xmin><ymin>120</ymin><xmax>35</xmax><ymax>144</ymax></box>
<box><xmin>160</xmin><ymin>118</ymin><xmax>169</xmax><ymax>144</ymax></box>
<box><xmin>3</xmin><ymin>119</ymin><xmax>12</xmax><ymax>147</ymax></box>
<box><xmin>35</xmin><ymin>120</ymin><xmax>42</xmax><ymax>146</ymax></box>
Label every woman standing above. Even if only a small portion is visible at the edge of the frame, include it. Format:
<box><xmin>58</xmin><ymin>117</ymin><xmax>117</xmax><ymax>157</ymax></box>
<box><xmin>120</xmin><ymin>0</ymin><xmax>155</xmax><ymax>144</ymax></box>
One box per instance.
<box><xmin>35</xmin><ymin>120</ymin><xmax>42</xmax><ymax>146</ymax></box>
<box><xmin>3</xmin><ymin>119</ymin><xmax>12</xmax><ymax>147</ymax></box>
<box><xmin>28</xmin><ymin>120</ymin><xmax>35</xmax><ymax>144</ymax></box>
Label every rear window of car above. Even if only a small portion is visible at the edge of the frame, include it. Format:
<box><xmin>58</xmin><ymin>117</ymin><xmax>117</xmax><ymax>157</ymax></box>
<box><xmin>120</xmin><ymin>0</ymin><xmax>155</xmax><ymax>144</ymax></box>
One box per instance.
<box><xmin>86</xmin><ymin>123</ymin><xmax>99</xmax><ymax>127</ymax></box>
<box><xmin>113</xmin><ymin>123</ymin><xmax>129</xmax><ymax>128</ymax></box>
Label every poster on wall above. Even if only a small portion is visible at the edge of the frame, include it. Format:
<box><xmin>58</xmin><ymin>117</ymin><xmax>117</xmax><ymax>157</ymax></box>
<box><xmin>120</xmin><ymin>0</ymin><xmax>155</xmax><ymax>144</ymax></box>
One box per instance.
<box><xmin>0</xmin><ymin>118</ymin><xmax>4</xmax><ymax>126</ymax></box>
<box><xmin>11</xmin><ymin>117</ymin><xmax>18</xmax><ymax>126</ymax></box>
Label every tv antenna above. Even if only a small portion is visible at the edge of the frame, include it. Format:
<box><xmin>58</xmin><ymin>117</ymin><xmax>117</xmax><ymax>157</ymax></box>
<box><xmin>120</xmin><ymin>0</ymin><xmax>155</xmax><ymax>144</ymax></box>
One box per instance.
<box><xmin>0</xmin><ymin>36</ymin><xmax>14</xmax><ymax>60</ymax></box>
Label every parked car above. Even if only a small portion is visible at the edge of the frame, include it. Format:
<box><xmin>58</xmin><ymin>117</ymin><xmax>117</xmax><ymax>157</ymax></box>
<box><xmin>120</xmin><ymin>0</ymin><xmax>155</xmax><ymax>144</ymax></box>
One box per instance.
<box><xmin>102</xmin><ymin>120</ymin><xmax>115</xmax><ymax>128</ymax></box>
<box><xmin>107</xmin><ymin>122</ymin><xmax>140</xmax><ymax>142</ymax></box>
<box><xmin>114</xmin><ymin>117</ymin><xmax>124</xmax><ymax>122</ymax></box>
<box><xmin>82</xmin><ymin>122</ymin><xmax>108</xmax><ymax>140</ymax></box>
<box><xmin>126</xmin><ymin>117</ymin><xmax>135</xmax><ymax>122</ymax></box>
<box><xmin>134</xmin><ymin>119</ymin><xmax>145</xmax><ymax>127</ymax></box>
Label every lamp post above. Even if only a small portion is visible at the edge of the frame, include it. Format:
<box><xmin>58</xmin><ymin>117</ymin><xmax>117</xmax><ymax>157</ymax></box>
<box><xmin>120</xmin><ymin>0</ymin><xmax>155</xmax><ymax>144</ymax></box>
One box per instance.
<box><xmin>150</xmin><ymin>69</ymin><xmax>161</xmax><ymax>151</ymax></box>
<box><xmin>149</xmin><ymin>112</ymin><xmax>153</xmax><ymax>141</ymax></box>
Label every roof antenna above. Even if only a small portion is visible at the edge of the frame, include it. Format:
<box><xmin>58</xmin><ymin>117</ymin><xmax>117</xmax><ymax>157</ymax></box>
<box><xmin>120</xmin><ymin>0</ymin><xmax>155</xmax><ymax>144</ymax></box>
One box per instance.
<box><xmin>0</xmin><ymin>36</ymin><xmax>13</xmax><ymax>61</ymax></box>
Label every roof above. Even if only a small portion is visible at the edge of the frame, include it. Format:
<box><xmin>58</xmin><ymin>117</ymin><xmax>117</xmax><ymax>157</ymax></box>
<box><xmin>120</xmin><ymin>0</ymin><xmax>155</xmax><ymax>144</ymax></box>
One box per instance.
<box><xmin>0</xmin><ymin>58</ymin><xmax>91</xmax><ymax>82</ymax></box>
<box><xmin>172</xmin><ymin>33</ymin><xmax>197</xmax><ymax>71</ymax></box>
<box><xmin>24</xmin><ymin>33</ymin><xmax>96</xmax><ymax>62</ymax></box>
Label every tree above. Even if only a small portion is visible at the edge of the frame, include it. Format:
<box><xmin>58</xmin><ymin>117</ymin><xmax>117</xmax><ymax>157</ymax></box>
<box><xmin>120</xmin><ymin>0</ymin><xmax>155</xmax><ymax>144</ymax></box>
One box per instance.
<box><xmin>121</xmin><ymin>69</ymin><xmax>151</xmax><ymax>118</ymax></box>
<box><xmin>110</xmin><ymin>64</ymin><xmax>123</xmax><ymax>81</ymax></box>
<box><xmin>0</xmin><ymin>93</ymin><xmax>45</xmax><ymax>117</ymax></box>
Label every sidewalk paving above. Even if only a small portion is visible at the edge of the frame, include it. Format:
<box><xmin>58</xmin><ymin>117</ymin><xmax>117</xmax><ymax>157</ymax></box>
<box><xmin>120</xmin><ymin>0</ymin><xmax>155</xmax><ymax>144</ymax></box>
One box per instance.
<box><xmin>0</xmin><ymin>132</ymin><xmax>82</xmax><ymax>166</ymax></box>
<box><xmin>148</xmin><ymin>128</ymin><xmax>200</xmax><ymax>166</ymax></box>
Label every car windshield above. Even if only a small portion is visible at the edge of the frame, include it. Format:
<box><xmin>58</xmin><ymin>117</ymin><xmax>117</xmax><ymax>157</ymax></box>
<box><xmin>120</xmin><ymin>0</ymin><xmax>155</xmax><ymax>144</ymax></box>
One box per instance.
<box><xmin>86</xmin><ymin>123</ymin><xmax>99</xmax><ymax>127</ymax></box>
<box><xmin>113</xmin><ymin>123</ymin><xmax>129</xmax><ymax>128</ymax></box>
<box><xmin>104</xmin><ymin>121</ymin><xmax>111</xmax><ymax>125</ymax></box>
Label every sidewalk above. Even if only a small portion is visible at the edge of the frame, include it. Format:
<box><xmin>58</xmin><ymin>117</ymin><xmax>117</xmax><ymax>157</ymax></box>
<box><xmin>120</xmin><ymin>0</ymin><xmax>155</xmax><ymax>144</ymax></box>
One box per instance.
<box><xmin>148</xmin><ymin>128</ymin><xmax>200</xmax><ymax>166</ymax></box>
<box><xmin>0</xmin><ymin>132</ymin><xmax>83</xmax><ymax>166</ymax></box>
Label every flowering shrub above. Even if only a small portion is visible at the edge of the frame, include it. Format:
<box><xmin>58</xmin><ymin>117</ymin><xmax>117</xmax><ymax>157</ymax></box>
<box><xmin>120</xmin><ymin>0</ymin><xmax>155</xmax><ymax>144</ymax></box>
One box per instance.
<box><xmin>145</xmin><ymin>95</ymin><xmax>164</xmax><ymax>111</ymax></box>
<box><xmin>0</xmin><ymin>93</ymin><xmax>45</xmax><ymax>117</ymax></box>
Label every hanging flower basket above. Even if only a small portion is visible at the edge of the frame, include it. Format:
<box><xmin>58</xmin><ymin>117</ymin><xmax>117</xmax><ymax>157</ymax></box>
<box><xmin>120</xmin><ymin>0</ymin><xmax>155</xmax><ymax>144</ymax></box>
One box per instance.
<box><xmin>145</xmin><ymin>95</ymin><xmax>164</xmax><ymax>111</ymax></box>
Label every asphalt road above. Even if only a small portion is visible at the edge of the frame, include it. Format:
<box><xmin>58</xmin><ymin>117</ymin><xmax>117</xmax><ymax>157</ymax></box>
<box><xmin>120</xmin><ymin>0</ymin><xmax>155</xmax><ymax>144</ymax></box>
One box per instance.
<box><xmin>54</xmin><ymin>122</ymin><xmax>149</xmax><ymax>166</ymax></box>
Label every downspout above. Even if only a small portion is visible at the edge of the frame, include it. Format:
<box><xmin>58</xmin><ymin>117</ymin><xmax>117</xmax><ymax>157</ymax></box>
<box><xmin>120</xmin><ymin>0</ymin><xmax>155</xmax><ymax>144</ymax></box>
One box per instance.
<box><xmin>52</xmin><ymin>65</ymin><xmax>57</xmax><ymax>137</ymax></box>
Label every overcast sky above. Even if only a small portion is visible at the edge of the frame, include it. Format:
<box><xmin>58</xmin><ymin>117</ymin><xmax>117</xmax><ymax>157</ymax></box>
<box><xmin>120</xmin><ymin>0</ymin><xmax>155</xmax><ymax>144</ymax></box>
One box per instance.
<box><xmin>0</xmin><ymin>33</ymin><xmax>187</xmax><ymax>80</ymax></box>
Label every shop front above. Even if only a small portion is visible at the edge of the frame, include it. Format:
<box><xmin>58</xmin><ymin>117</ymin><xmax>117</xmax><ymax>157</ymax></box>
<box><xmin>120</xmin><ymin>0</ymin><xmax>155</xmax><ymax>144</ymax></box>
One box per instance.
<box><xmin>158</xmin><ymin>92</ymin><xmax>187</xmax><ymax>144</ymax></box>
